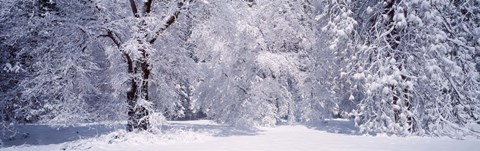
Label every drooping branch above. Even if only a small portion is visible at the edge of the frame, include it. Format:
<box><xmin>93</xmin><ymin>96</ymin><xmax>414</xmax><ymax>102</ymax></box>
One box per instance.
<box><xmin>149</xmin><ymin>0</ymin><xmax>189</xmax><ymax>44</ymax></box>
<box><xmin>384</xmin><ymin>0</ymin><xmax>401</xmax><ymax>50</ymax></box>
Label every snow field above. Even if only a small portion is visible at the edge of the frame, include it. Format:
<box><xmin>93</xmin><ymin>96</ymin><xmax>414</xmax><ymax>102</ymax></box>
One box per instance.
<box><xmin>1</xmin><ymin>120</ymin><xmax>478</xmax><ymax>151</ymax></box>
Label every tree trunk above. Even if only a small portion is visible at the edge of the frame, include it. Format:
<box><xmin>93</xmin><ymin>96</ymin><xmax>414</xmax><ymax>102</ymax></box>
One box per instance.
<box><xmin>126</xmin><ymin>55</ymin><xmax>151</xmax><ymax>132</ymax></box>
<box><xmin>126</xmin><ymin>18</ymin><xmax>152</xmax><ymax>132</ymax></box>
<box><xmin>124</xmin><ymin>0</ymin><xmax>184</xmax><ymax>132</ymax></box>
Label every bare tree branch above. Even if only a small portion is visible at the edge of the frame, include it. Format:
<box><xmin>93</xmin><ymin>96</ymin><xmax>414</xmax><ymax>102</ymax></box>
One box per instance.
<box><xmin>129</xmin><ymin>0</ymin><xmax>139</xmax><ymax>18</ymax></box>
<box><xmin>145</xmin><ymin>0</ymin><xmax>154</xmax><ymax>14</ymax></box>
<box><xmin>149</xmin><ymin>0</ymin><xmax>189</xmax><ymax>44</ymax></box>
<box><xmin>99</xmin><ymin>30</ymin><xmax>121</xmax><ymax>48</ymax></box>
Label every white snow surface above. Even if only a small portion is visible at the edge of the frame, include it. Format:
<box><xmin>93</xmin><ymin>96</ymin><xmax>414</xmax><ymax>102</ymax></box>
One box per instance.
<box><xmin>1</xmin><ymin>120</ymin><xmax>478</xmax><ymax>151</ymax></box>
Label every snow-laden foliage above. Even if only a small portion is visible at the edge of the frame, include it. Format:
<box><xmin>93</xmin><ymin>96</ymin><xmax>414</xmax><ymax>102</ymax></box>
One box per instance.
<box><xmin>412</xmin><ymin>0</ymin><xmax>480</xmax><ymax>137</ymax></box>
<box><xmin>322</xmin><ymin>0</ymin><xmax>480</xmax><ymax>137</ymax></box>
<box><xmin>93</xmin><ymin>0</ymin><xmax>199</xmax><ymax>131</ymax></box>
<box><xmin>0</xmin><ymin>0</ymin><xmax>478</xmax><ymax>139</ymax></box>
<box><xmin>0</xmin><ymin>0</ymin><xmax>103</xmax><ymax>124</ymax></box>
<box><xmin>189</xmin><ymin>0</ymin><xmax>321</xmax><ymax>127</ymax></box>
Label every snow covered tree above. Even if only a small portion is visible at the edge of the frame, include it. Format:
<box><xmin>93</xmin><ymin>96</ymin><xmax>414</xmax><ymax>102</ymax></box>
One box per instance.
<box><xmin>411</xmin><ymin>0</ymin><xmax>480</xmax><ymax>137</ymax></box>
<box><xmin>323</xmin><ymin>0</ymin><xmax>423</xmax><ymax>135</ymax></box>
<box><xmin>0</xmin><ymin>0</ymin><xmax>104</xmax><ymax>125</ymax></box>
<box><xmin>96</xmin><ymin>0</ymin><xmax>196</xmax><ymax>131</ymax></box>
<box><xmin>322</xmin><ymin>0</ymin><xmax>480</xmax><ymax>137</ymax></box>
<box><xmin>165</xmin><ymin>78</ymin><xmax>205</xmax><ymax>120</ymax></box>
<box><xmin>190</xmin><ymin>0</ymin><xmax>318</xmax><ymax>127</ymax></box>
<box><xmin>1</xmin><ymin>0</ymin><xmax>477</xmax><ymax>139</ymax></box>
<box><xmin>318</xmin><ymin>0</ymin><xmax>362</xmax><ymax>118</ymax></box>
<box><xmin>1</xmin><ymin>0</ymin><xmax>198</xmax><ymax>131</ymax></box>
<box><xmin>356</xmin><ymin>0</ymin><xmax>418</xmax><ymax>135</ymax></box>
<box><xmin>0</xmin><ymin>0</ymin><xmax>26</xmax><ymax>126</ymax></box>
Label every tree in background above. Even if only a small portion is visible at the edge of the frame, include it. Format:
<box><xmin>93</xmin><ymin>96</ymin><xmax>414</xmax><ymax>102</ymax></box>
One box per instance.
<box><xmin>0</xmin><ymin>0</ymin><xmax>477</xmax><ymax>138</ymax></box>
<box><xmin>189</xmin><ymin>0</ymin><xmax>320</xmax><ymax>127</ymax></box>
<box><xmin>318</xmin><ymin>0</ymin><xmax>361</xmax><ymax>118</ymax></box>
<box><xmin>0</xmin><ymin>0</ymin><xmax>103</xmax><ymax>125</ymax></box>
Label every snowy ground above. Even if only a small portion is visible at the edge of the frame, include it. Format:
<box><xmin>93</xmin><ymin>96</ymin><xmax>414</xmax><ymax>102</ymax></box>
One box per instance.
<box><xmin>1</xmin><ymin>120</ymin><xmax>479</xmax><ymax>151</ymax></box>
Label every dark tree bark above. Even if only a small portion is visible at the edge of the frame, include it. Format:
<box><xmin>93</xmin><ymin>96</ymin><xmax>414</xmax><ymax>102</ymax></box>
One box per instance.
<box><xmin>99</xmin><ymin>28</ymin><xmax>150</xmax><ymax>131</ymax></box>
<box><xmin>123</xmin><ymin>0</ymin><xmax>187</xmax><ymax>132</ymax></box>
<box><xmin>245</xmin><ymin>0</ymin><xmax>256</xmax><ymax>7</ymax></box>
<box><xmin>39</xmin><ymin>0</ymin><xmax>57</xmax><ymax>17</ymax></box>
<box><xmin>126</xmin><ymin>44</ymin><xmax>151</xmax><ymax>131</ymax></box>
<box><xmin>129</xmin><ymin>0</ymin><xmax>139</xmax><ymax>17</ymax></box>
<box><xmin>126</xmin><ymin>0</ymin><xmax>151</xmax><ymax>131</ymax></box>
<box><xmin>145</xmin><ymin>0</ymin><xmax>154</xmax><ymax>14</ymax></box>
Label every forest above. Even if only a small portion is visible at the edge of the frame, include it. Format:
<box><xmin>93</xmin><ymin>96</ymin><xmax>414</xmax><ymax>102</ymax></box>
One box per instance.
<box><xmin>1</xmin><ymin>0</ymin><xmax>479</xmax><ymax>148</ymax></box>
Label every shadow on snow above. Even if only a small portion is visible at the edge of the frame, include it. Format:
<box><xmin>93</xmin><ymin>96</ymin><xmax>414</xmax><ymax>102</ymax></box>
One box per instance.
<box><xmin>1</xmin><ymin>124</ymin><xmax>119</xmax><ymax>147</ymax></box>
<box><xmin>1</xmin><ymin>120</ymin><xmax>259</xmax><ymax>148</ymax></box>
<box><xmin>163</xmin><ymin>122</ymin><xmax>259</xmax><ymax>137</ymax></box>
<box><xmin>1</xmin><ymin>119</ymin><xmax>358</xmax><ymax>148</ymax></box>
<box><xmin>304</xmin><ymin>119</ymin><xmax>360</xmax><ymax>135</ymax></box>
